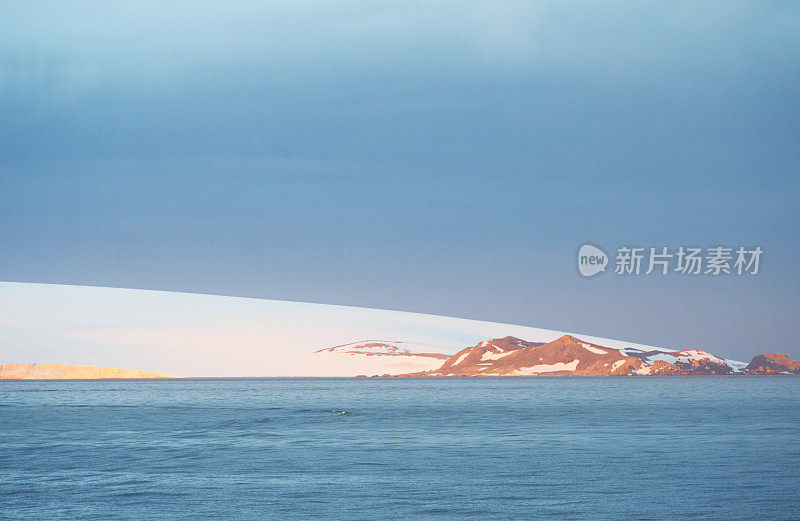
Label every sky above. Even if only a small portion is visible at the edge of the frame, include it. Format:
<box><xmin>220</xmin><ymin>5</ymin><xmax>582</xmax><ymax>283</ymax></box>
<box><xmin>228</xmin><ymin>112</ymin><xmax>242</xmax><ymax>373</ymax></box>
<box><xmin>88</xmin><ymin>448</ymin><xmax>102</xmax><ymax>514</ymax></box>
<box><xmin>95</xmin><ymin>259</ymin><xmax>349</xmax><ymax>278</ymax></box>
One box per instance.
<box><xmin>1</xmin><ymin>2</ymin><xmax>799</xmax><ymax>361</ymax></box>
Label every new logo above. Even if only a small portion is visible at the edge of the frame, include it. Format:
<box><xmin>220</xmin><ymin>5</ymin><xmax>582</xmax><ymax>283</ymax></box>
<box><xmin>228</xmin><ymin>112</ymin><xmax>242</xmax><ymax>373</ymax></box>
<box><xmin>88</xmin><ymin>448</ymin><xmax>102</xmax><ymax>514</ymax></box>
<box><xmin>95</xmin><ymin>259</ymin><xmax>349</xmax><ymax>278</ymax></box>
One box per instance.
<box><xmin>578</xmin><ymin>244</ymin><xmax>608</xmax><ymax>277</ymax></box>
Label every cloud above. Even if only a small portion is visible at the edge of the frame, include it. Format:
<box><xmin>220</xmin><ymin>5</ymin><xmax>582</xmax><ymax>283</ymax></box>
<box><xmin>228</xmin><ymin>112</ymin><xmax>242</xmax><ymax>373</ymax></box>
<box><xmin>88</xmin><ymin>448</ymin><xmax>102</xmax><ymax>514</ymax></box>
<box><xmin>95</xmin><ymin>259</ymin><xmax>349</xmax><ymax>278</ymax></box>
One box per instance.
<box><xmin>3</xmin><ymin>1</ymin><xmax>796</xmax><ymax>103</ymax></box>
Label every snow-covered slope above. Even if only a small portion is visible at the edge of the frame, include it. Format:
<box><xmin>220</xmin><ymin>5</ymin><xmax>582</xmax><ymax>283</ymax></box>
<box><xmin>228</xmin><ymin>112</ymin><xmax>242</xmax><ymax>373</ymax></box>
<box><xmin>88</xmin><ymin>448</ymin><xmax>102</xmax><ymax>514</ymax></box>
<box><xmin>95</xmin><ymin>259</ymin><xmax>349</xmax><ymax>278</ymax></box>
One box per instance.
<box><xmin>312</xmin><ymin>340</ymin><xmax>449</xmax><ymax>376</ymax></box>
<box><xmin>316</xmin><ymin>340</ymin><xmax>450</xmax><ymax>358</ymax></box>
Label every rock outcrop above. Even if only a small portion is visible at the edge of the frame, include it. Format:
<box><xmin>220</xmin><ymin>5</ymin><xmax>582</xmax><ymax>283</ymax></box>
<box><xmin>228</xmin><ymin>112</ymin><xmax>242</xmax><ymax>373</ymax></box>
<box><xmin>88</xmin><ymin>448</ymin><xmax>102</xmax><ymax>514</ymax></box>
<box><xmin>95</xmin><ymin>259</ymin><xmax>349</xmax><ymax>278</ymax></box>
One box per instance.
<box><xmin>745</xmin><ymin>353</ymin><xmax>800</xmax><ymax>374</ymax></box>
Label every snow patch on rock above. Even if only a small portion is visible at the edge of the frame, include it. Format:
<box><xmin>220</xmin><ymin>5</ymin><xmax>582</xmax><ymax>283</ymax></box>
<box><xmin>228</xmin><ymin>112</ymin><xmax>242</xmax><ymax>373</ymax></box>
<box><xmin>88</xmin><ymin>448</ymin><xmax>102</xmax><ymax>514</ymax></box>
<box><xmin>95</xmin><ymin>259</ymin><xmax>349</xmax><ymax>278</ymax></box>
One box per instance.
<box><xmin>480</xmin><ymin>350</ymin><xmax>510</xmax><ymax>361</ymax></box>
<box><xmin>512</xmin><ymin>359</ymin><xmax>580</xmax><ymax>375</ymax></box>
<box><xmin>580</xmin><ymin>342</ymin><xmax>608</xmax><ymax>355</ymax></box>
<box><xmin>452</xmin><ymin>352</ymin><xmax>470</xmax><ymax>366</ymax></box>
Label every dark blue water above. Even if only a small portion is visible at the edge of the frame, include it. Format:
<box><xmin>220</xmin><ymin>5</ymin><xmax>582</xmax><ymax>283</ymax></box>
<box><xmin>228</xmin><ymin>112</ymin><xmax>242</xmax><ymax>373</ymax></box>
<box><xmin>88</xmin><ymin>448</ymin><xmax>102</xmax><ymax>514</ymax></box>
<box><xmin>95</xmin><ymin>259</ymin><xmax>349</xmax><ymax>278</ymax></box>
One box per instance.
<box><xmin>1</xmin><ymin>377</ymin><xmax>798</xmax><ymax>520</ymax></box>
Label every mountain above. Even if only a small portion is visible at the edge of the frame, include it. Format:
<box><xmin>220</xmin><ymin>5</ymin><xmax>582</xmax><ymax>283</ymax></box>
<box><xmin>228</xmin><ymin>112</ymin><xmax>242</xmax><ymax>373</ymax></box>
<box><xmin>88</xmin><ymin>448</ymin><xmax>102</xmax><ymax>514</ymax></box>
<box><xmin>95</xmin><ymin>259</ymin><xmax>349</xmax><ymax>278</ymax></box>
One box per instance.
<box><xmin>418</xmin><ymin>335</ymin><xmax>648</xmax><ymax>376</ymax></box>
<box><xmin>400</xmin><ymin>335</ymin><xmax>798</xmax><ymax>376</ymax></box>
<box><xmin>745</xmin><ymin>353</ymin><xmax>800</xmax><ymax>374</ymax></box>
<box><xmin>0</xmin><ymin>363</ymin><xmax>175</xmax><ymax>379</ymax></box>
<box><xmin>311</xmin><ymin>340</ymin><xmax>451</xmax><ymax>376</ymax></box>
<box><xmin>7</xmin><ymin>339</ymin><xmax>795</xmax><ymax>379</ymax></box>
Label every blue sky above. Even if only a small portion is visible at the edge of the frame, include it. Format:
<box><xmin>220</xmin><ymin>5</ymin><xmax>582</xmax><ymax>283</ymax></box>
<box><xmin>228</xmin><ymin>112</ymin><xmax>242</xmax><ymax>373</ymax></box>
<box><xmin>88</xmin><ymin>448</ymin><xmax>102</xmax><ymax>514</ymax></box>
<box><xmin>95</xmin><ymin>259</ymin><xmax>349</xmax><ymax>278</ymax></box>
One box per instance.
<box><xmin>1</xmin><ymin>2</ymin><xmax>799</xmax><ymax>360</ymax></box>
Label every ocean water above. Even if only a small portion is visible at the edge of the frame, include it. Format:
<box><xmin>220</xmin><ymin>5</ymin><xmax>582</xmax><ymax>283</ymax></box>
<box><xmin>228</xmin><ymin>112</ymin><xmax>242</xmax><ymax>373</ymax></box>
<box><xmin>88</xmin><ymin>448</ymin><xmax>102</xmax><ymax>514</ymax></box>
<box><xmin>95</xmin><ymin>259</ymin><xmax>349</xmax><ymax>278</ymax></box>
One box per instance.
<box><xmin>1</xmin><ymin>378</ymin><xmax>798</xmax><ymax>521</ymax></box>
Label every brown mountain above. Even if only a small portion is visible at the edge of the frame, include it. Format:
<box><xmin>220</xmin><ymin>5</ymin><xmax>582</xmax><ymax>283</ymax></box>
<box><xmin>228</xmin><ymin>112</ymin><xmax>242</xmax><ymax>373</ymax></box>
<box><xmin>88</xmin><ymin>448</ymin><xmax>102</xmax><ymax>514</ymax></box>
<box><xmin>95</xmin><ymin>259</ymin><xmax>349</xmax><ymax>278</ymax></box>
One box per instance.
<box><xmin>420</xmin><ymin>335</ymin><xmax>646</xmax><ymax>376</ymax></box>
<box><xmin>648</xmin><ymin>358</ymin><xmax>734</xmax><ymax>375</ymax></box>
<box><xmin>745</xmin><ymin>353</ymin><xmax>800</xmax><ymax>375</ymax></box>
<box><xmin>404</xmin><ymin>335</ymin><xmax>798</xmax><ymax>377</ymax></box>
<box><xmin>0</xmin><ymin>363</ymin><xmax>176</xmax><ymax>380</ymax></box>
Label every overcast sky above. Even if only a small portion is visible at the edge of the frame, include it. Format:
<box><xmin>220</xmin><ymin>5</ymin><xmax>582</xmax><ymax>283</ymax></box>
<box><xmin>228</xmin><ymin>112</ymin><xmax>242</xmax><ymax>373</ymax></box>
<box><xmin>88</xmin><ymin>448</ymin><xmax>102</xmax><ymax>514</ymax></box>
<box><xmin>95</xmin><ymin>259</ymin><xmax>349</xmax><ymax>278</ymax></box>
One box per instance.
<box><xmin>1</xmin><ymin>2</ymin><xmax>799</xmax><ymax>360</ymax></box>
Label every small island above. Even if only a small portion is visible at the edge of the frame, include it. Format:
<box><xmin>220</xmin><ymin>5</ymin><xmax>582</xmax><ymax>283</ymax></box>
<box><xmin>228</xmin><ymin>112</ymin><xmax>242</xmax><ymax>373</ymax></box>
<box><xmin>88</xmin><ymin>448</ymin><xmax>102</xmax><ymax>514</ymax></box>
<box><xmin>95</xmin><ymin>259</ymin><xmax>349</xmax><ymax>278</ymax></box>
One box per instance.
<box><xmin>0</xmin><ymin>362</ymin><xmax>175</xmax><ymax>380</ymax></box>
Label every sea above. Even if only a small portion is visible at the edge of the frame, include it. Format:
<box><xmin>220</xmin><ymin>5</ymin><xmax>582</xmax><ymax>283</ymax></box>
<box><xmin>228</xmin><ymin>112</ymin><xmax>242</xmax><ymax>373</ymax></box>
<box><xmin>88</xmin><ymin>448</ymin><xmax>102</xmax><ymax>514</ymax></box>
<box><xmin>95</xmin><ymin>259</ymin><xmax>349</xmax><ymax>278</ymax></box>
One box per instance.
<box><xmin>1</xmin><ymin>377</ymin><xmax>798</xmax><ymax>521</ymax></box>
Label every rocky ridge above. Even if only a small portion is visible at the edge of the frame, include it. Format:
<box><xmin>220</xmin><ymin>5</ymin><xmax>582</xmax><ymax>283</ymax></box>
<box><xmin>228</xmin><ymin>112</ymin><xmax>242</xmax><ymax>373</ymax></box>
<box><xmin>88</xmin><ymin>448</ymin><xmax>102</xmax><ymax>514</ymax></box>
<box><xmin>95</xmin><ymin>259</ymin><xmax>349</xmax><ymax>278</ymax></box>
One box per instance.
<box><xmin>397</xmin><ymin>335</ymin><xmax>799</xmax><ymax>377</ymax></box>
